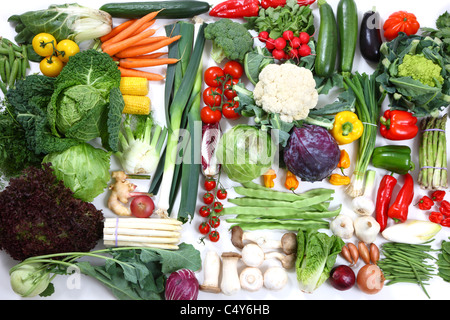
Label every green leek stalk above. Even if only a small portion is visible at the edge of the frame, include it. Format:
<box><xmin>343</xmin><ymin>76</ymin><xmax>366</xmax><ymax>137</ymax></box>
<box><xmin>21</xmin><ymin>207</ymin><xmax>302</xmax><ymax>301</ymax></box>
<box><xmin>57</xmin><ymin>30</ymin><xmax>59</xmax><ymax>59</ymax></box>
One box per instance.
<box><xmin>154</xmin><ymin>23</ymin><xmax>206</xmax><ymax>218</ymax></box>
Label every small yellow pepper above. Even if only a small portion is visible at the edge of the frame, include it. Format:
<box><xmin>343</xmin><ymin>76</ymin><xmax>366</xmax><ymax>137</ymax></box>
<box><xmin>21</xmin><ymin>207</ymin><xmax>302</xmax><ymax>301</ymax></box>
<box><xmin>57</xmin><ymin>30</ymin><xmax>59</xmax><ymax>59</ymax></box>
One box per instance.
<box><xmin>285</xmin><ymin>171</ymin><xmax>299</xmax><ymax>191</ymax></box>
<box><xmin>263</xmin><ymin>169</ymin><xmax>276</xmax><ymax>188</ymax></box>
<box><xmin>330</xmin><ymin>111</ymin><xmax>364</xmax><ymax>145</ymax></box>
<box><xmin>329</xmin><ymin>173</ymin><xmax>351</xmax><ymax>186</ymax></box>
<box><xmin>338</xmin><ymin>149</ymin><xmax>350</xmax><ymax>175</ymax></box>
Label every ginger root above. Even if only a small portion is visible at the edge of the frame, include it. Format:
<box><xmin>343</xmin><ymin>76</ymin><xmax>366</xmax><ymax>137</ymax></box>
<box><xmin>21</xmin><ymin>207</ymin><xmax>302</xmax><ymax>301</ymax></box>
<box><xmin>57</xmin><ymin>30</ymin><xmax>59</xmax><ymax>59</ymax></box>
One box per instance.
<box><xmin>108</xmin><ymin>171</ymin><xmax>146</xmax><ymax>216</ymax></box>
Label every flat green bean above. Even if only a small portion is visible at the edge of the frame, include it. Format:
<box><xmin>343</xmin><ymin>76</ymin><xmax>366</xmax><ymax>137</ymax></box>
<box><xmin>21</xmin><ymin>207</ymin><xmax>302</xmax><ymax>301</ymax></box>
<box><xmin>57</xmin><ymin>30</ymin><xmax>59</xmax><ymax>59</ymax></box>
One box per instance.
<box><xmin>222</xmin><ymin>205</ymin><xmax>340</xmax><ymax>219</ymax></box>
<box><xmin>234</xmin><ymin>186</ymin><xmax>334</xmax><ymax>202</ymax></box>
<box><xmin>228</xmin><ymin>220</ymin><xmax>328</xmax><ymax>231</ymax></box>
<box><xmin>228</xmin><ymin>193</ymin><xmax>333</xmax><ymax>210</ymax></box>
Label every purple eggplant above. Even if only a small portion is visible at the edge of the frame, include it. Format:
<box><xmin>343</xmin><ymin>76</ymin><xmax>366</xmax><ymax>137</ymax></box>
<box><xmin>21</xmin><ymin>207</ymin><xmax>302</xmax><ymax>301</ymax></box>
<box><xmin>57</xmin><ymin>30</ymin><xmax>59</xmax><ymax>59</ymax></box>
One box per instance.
<box><xmin>360</xmin><ymin>9</ymin><xmax>383</xmax><ymax>63</ymax></box>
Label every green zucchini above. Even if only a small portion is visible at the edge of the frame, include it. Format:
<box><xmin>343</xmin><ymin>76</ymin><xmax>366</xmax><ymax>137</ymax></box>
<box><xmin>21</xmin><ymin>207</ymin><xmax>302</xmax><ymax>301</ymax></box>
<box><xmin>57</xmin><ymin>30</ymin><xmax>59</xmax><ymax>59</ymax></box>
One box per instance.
<box><xmin>337</xmin><ymin>0</ymin><xmax>358</xmax><ymax>76</ymax></box>
<box><xmin>314</xmin><ymin>0</ymin><xmax>338</xmax><ymax>78</ymax></box>
<box><xmin>100</xmin><ymin>1</ymin><xmax>210</xmax><ymax>19</ymax></box>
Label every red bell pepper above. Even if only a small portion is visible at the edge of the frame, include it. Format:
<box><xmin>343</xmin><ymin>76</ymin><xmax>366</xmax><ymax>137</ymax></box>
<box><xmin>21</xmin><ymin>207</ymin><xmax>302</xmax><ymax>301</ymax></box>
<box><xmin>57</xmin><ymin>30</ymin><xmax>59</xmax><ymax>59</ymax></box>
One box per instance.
<box><xmin>261</xmin><ymin>0</ymin><xmax>316</xmax><ymax>9</ymax></box>
<box><xmin>388</xmin><ymin>173</ymin><xmax>414</xmax><ymax>223</ymax></box>
<box><xmin>379</xmin><ymin>110</ymin><xmax>419</xmax><ymax>140</ymax></box>
<box><xmin>416</xmin><ymin>195</ymin><xmax>434</xmax><ymax>210</ymax></box>
<box><xmin>209</xmin><ymin>0</ymin><xmax>260</xmax><ymax>18</ymax></box>
<box><xmin>375</xmin><ymin>174</ymin><xmax>397</xmax><ymax>232</ymax></box>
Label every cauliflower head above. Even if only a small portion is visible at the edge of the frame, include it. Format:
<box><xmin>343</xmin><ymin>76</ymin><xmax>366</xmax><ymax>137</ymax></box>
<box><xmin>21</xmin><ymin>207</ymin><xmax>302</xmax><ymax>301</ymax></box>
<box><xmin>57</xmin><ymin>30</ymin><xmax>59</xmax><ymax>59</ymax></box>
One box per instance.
<box><xmin>253</xmin><ymin>64</ymin><xmax>318</xmax><ymax>123</ymax></box>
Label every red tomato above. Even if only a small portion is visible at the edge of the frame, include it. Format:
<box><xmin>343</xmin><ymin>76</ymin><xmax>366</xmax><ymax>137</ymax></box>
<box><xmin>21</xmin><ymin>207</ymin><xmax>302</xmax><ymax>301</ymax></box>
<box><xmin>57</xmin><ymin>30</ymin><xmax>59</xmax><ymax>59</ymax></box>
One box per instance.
<box><xmin>204</xmin><ymin>178</ymin><xmax>217</xmax><ymax>191</ymax></box>
<box><xmin>130</xmin><ymin>195</ymin><xmax>155</xmax><ymax>218</ymax></box>
<box><xmin>217</xmin><ymin>189</ymin><xmax>227</xmax><ymax>200</ymax></box>
<box><xmin>222</xmin><ymin>100</ymin><xmax>240</xmax><ymax>120</ymax></box>
<box><xmin>204</xmin><ymin>66</ymin><xmax>224</xmax><ymax>87</ymax></box>
<box><xmin>199</xmin><ymin>206</ymin><xmax>211</xmax><ymax>218</ymax></box>
<box><xmin>224</xmin><ymin>78</ymin><xmax>239</xmax><ymax>100</ymax></box>
<box><xmin>213</xmin><ymin>201</ymin><xmax>223</xmax><ymax>213</ymax></box>
<box><xmin>203</xmin><ymin>192</ymin><xmax>214</xmax><ymax>205</ymax></box>
<box><xmin>208</xmin><ymin>216</ymin><xmax>221</xmax><ymax>228</ymax></box>
<box><xmin>203</xmin><ymin>87</ymin><xmax>222</xmax><ymax>107</ymax></box>
<box><xmin>223</xmin><ymin>61</ymin><xmax>243</xmax><ymax>79</ymax></box>
<box><xmin>199</xmin><ymin>222</ymin><xmax>211</xmax><ymax>235</ymax></box>
<box><xmin>209</xmin><ymin>230</ymin><xmax>220</xmax><ymax>242</ymax></box>
<box><xmin>201</xmin><ymin>106</ymin><xmax>222</xmax><ymax>124</ymax></box>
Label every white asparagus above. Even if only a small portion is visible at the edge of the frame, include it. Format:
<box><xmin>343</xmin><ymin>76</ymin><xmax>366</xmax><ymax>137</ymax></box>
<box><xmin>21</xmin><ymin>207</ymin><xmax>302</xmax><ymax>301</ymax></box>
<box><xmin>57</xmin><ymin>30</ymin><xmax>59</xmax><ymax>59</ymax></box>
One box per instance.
<box><xmin>105</xmin><ymin>217</ymin><xmax>183</xmax><ymax>225</ymax></box>
<box><xmin>103</xmin><ymin>227</ymin><xmax>180</xmax><ymax>238</ymax></box>
<box><xmin>104</xmin><ymin>234</ymin><xmax>180</xmax><ymax>244</ymax></box>
<box><xmin>103</xmin><ymin>241</ymin><xmax>179</xmax><ymax>250</ymax></box>
<box><xmin>104</xmin><ymin>219</ymin><xmax>182</xmax><ymax>231</ymax></box>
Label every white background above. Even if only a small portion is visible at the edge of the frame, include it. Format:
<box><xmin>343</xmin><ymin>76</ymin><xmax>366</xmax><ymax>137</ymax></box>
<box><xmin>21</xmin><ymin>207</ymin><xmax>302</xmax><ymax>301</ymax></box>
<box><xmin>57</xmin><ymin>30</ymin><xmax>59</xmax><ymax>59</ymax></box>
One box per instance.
<box><xmin>0</xmin><ymin>0</ymin><xmax>449</xmax><ymax>300</ymax></box>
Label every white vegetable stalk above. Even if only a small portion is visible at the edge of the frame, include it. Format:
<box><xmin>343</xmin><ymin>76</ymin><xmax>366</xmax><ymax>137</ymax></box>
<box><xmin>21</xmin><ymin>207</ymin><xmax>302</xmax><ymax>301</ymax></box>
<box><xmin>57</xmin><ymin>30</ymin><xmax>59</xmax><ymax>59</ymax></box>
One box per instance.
<box><xmin>352</xmin><ymin>170</ymin><xmax>376</xmax><ymax>216</ymax></box>
<box><xmin>381</xmin><ymin>220</ymin><xmax>442</xmax><ymax>244</ymax></box>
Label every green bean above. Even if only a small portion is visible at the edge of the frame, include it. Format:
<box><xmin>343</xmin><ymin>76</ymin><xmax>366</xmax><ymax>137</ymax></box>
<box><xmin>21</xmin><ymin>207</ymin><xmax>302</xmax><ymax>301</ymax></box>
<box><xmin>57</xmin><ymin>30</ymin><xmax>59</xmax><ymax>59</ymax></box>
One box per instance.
<box><xmin>4</xmin><ymin>59</ymin><xmax>10</xmax><ymax>85</ymax></box>
<box><xmin>8</xmin><ymin>58</ymin><xmax>20</xmax><ymax>89</ymax></box>
<box><xmin>21</xmin><ymin>46</ymin><xmax>28</xmax><ymax>78</ymax></box>
<box><xmin>222</xmin><ymin>205</ymin><xmax>340</xmax><ymax>219</ymax></box>
<box><xmin>8</xmin><ymin>45</ymin><xmax>15</xmax><ymax>68</ymax></box>
<box><xmin>1</xmin><ymin>38</ymin><xmax>22</xmax><ymax>52</ymax></box>
<box><xmin>228</xmin><ymin>219</ymin><xmax>329</xmax><ymax>231</ymax></box>
<box><xmin>234</xmin><ymin>186</ymin><xmax>334</xmax><ymax>202</ymax></box>
<box><xmin>0</xmin><ymin>57</ymin><xmax>6</xmax><ymax>83</ymax></box>
<box><xmin>228</xmin><ymin>193</ymin><xmax>333</xmax><ymax>210</ymax></box>
<box><xmin>0</xmin><ymin>47</ymin><xmax>22</xmax><ymax>58</ymax></box>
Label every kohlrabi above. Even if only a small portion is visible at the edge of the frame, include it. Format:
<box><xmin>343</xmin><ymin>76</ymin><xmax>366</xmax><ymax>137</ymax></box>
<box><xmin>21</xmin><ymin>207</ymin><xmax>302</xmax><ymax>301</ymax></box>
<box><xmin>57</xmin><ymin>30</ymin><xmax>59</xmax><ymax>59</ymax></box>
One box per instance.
<box><xmin>116</xmin><ymin>114</ymin><xmax>167</xmax><ymax>175</ymax></box>
<box><xmin>9</xmin><ymin>263</ymin><xmax>51</xmax><ymax>298</ymax></box>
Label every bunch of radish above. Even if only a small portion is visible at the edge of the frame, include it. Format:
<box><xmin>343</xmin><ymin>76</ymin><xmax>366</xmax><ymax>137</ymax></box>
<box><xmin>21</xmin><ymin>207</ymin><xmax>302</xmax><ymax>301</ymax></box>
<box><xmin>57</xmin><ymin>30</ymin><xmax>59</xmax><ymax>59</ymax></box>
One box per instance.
<box><xmin>258</xmin><ymin>30</ymin><xmax>312</xmax><ymax>61</ymax></box>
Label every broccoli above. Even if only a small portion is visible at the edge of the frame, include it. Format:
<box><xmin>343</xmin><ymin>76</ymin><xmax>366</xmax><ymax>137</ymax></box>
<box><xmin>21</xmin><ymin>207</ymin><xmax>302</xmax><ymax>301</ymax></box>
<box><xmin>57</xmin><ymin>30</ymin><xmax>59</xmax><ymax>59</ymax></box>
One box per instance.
<box><xmin>204</xmin><ymin>19</ymin><xmax>254</xmax><ymax>64</ymax></box>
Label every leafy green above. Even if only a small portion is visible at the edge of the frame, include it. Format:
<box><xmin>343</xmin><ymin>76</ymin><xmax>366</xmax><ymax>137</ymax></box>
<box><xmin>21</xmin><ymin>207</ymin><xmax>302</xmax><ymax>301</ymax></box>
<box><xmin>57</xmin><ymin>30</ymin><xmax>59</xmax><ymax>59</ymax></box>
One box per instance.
<box><xmin>296</xmin><ymin>230</ymin><xmax>344</xmax><ymax>293</ymax></box>
<box><xmin>422</xmin><ymin>11</ymin><xmax>450</xmax><ymax>55</ymax></box>
<box><xmin>244</xmin><ymin>46</ymin><xmax>274</xmax><ymax>85</ymax></box>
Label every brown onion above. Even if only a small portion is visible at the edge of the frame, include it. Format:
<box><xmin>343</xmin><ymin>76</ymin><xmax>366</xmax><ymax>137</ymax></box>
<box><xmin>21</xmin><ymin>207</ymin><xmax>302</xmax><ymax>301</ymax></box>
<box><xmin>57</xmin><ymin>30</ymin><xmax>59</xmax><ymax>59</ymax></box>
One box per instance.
<box><xmin>358</xmin><ymin>241</ymin><xmax>370</xmax><ymax>264</ymax></box>
<box><xmin>356</xmin><ymin>264</ymin><xmax>385</xmax><ymax>294</ymax></box>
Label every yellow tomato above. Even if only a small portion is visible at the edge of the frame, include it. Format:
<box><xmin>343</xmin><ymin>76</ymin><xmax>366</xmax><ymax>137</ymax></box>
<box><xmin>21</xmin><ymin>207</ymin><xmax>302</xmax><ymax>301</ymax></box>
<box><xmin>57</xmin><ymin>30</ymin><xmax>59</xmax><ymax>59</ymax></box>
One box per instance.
<box><xmin>40</xmin><ymin>56</ymin><xmax>64</xmax><ymax>77</ymax></box>
<box><xmin>56</xmin><ymin>39</ymin><xmax>80</xmax><ymax>62</ymax></box>
<box><xmin>32</xmin><ymin>33</ymin><xmax>57</xmax><ymax>57</ymax></box>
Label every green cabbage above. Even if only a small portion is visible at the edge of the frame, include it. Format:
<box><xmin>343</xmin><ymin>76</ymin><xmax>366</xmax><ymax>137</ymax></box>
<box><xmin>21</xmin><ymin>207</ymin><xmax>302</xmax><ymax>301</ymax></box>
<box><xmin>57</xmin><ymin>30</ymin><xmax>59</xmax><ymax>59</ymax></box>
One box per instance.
<box><xmin>216</xmin><ymin>125</ymin><xmax>276</xmax><ymax>183</ymax></box>
<box><xmin>43</xmin><ymin>143</ymin><xmax>111</xmax><ymax>202</ymax></box>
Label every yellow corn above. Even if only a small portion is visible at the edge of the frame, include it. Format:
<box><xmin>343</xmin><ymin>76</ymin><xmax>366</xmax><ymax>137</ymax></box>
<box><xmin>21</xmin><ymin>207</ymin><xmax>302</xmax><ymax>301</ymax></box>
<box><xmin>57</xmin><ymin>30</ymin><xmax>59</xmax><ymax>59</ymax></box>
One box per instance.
<box><xmin>120</xmin><ymin>77</ymin><xmax>149</xmax><ymax>96</ymax></box>
<box><xmin>122</xmin><ymin>95</ymin><xmax>151</xmax><ymax>115</ymax></box>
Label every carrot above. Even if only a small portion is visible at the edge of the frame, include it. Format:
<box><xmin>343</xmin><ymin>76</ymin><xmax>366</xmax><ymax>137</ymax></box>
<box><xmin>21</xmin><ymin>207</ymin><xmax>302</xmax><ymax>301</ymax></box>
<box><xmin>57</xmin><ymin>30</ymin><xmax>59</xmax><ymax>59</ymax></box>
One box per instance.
<box><xmin>131</xmin><ymin>36</ymin><xmax>169</xmax><ymax>47</ymax></box>
<box><xmin>119</xmin><ymin>58</ymin><xmax>179</xmax><ymax>68</ymax></box>
<box><xmin>128</xmin><ymin>52</ymin><xmax>168</xmax><ymax>59</ymax></box>
<box><xmin>118</xmin><ymin>66</ymin><xmax>165</xmax><ymax>81</ymax></box>
<box><xmin>103</xmin><ymin>10</ymin><xmax>162</xmax><ymax>46</ymax></box>
<box><xmin>103</xmin><ymin>28</ymin><xmax>157</xmax><ymax>56</ymax></box>
<box><xmin>130</xmin><ymin>20</ymin><xmax>156</xmax><ymax>37</ymax></box>
<box><xmin>100</xmin><ymin>19</ymin><xmax>136</xmax><ymax>43</ymax></box>
<box><xmin>115</xmin><ymin>35</ymin><xmax>182</xmax><ymax>59</ymax></box>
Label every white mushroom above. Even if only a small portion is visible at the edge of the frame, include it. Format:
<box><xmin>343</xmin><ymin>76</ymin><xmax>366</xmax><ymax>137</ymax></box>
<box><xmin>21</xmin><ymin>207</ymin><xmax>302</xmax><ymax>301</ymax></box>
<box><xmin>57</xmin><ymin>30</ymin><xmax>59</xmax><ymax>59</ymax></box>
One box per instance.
<box><xmin>263</xmin><ymin>267</ymin><xmax>288</xmax><ymax>290</ymax></box>
<box><xmin>231</xmin><ymin>226</ymin><xmax>297</xmax><ymax>254</ymax></box>
<box><xmin>199</xmin><ymin>250</ymin><xmax>221</xmax><ymax>293</ymax></box>
<box><xmin>239</xmin><ymin>267</ymin><xmax>263</xmax><ymax>292</ymax></box>
<box><xmin>241</xmin><ymin>243</ymin><xmax>265</xmax><ymax>267</ymax></box>
<box><xmin>264</xmin><ymin>252</ymin><xmax>296</xmax><ymax>269</ymax></box>
<box><xmin>354</xmin><ymin>215</ymin><xmax>380</xmax><ymax>244</ymax></box>
<box><xmin>330</xmin><ymin>214</ymin><xmax>354</xmax><ymax>239</ymax></box>
<box><xmin>220</xmin><ymin>252</ymin><xmax>241</xmax><ymax>295</ymax></box>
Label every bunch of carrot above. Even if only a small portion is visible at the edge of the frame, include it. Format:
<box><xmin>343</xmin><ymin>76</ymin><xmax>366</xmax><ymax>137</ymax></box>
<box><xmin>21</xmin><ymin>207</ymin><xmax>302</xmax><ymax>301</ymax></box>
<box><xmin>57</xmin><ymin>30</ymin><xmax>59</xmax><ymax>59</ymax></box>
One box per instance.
<box><xmin>100</xmin><ymin>10</ymin><xmax>180</xmax><ymax>81</ymax></box>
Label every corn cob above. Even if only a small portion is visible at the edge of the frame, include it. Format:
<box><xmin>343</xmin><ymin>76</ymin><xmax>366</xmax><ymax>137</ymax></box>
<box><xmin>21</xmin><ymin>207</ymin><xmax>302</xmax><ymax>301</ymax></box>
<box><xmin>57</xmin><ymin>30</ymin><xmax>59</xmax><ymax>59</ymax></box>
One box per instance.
<box><xmin>120</xmin><ymin>77</ymin><xmax>149</xmax><ymax>96</ymax></box>
<box><xmin>122</xmin><ymin>95</ymin><xmax>151</xmax><ymax>115</ymax></box>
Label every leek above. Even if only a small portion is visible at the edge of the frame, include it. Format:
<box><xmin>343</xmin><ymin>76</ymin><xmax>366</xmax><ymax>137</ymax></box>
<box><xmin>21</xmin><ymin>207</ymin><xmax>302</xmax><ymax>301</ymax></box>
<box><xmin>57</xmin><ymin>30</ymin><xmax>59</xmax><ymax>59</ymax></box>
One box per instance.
<box><xmin>154</xmin><ymin>23</ymin><xmax>206</xmax><ymax>218</ymax></box>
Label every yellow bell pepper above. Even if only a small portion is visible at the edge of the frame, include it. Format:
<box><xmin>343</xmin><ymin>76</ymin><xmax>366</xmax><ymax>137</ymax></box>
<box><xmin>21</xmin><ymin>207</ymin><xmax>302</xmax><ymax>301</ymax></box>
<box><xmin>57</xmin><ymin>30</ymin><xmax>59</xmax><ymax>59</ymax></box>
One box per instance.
<box><xmin>330</xmin><ymin>111</ymin><xmax>364</xmax><ymax>145</ymax></box>
<box><xmin>285</xmin><ymin>171</ymin><xmax>299</xmax><ymax>191</ymax></box>
<box><xmin>263</xmin><ymin>169</ymin><xmax>276</xmax><ymax>188</ymax></box>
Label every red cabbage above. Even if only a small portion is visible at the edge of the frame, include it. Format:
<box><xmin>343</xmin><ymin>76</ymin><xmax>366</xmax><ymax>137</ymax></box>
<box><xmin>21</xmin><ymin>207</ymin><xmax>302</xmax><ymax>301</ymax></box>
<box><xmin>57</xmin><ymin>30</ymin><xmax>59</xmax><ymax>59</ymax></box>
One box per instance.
<box><xmin>283</xmin><ymin>125</ymin><xmax>340</xmax><ymax>182</ymax></box>
<box><xmin>165</xmin><ymin>269</ymin><xmax>199</xmax><ymax>300</ymax></box>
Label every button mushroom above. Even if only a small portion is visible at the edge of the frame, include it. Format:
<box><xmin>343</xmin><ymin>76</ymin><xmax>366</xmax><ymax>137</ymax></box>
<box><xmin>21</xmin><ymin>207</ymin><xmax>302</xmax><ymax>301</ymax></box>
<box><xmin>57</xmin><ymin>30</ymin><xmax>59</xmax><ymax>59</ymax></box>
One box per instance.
<box><xmin>220</xmin><ymin>252</ymin><xmax>241</xmax><ymax>295</ymax></box>
<box><xmin>241</xmin><ymin>243</ymin><xmax>265</xmax><ymax>267</ymax></box>
<box><xmin>199</xmin><ymin>250</ymin><xmax>221</xmax><ymax>293</ymax></box>
<box><xmin>264</xmin><ymin>252</ymin><xmax>296</xmax><ymax>269</ymax></box>
<box><xmin>330</xmin><ymin>214</ymin><xmax>354</xmax><ymax>239</ymax></box>
<box><xmin>263</xmin><ymin>267</ymin><xmax>288</xmax><ymax>290</ymax></box>
<box><xmin>239</xmin><ymin>267</ymin><xmax>263</xmax><ymax>292</ymax></box>
<box><xmin>231</xmin><ymin>226</ymin><xmax>297</xmax><ymax>254</ymax></box>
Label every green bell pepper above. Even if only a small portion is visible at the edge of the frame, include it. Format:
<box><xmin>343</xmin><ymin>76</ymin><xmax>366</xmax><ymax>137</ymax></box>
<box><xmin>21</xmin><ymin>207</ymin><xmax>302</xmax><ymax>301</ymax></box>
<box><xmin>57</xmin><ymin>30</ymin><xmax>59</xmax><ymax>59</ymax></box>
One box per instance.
<box><xmin>371</xmin><ymin>145</ymin><xmax>415</xmax><ymax>174</ymax></box>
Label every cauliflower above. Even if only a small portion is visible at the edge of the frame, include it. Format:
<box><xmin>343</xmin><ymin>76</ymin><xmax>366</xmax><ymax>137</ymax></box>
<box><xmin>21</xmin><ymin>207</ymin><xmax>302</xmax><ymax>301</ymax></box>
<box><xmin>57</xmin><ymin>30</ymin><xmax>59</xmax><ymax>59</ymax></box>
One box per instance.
<box><xmin>253</xmin><ymin>64</ymin><xmax>318</xmax><ymax>123</ymax></box>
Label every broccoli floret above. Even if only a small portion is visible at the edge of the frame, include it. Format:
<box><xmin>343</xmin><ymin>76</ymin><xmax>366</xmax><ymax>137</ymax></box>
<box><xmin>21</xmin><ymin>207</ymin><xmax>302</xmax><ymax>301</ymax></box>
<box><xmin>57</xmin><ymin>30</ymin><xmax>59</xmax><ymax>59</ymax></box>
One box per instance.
<box><xmin>204</xmin><ymin>19</ymin><xmax>254</xmax><ymax>64</ymax></box>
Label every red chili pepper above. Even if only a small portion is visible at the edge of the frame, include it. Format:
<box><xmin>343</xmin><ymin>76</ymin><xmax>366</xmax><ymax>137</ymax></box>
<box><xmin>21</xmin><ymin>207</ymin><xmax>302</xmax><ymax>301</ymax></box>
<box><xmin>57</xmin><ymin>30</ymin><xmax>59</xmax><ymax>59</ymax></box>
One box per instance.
<box><xmin>439</xmin><ymin>200</ymin><xmax>450</xmax><ymax>217</ymax></box>
<box><xmin>429</xmin><ymin>211</ymin><xmax>444</xmax><ymax>224</ymax></box>
<box><xmin>431</xmin><ymin>190</ymin><xmax>446</xmax><ymax>202</ymax></box>
<box><xmin>379</xmin><ymin>110</ymin><xmax>419</xmax><ymax>140</ymax></box>
<box><xmin>416</xmin><ymin>196</ymin><xmax>434</xmax><ymax>210</ymax></box>
<box><xmin>261</xmin><ymin>0</ymin><xmax>316</xmax><ymax>9</ymax></box>
<box><xmin>209</xmin><ymin>0</ymin><xmax>260</xmax><ymax>18</ymax></box>
<box><xmin>388</xmin><ymin>173</ymin><xmax>414</xmax><ymax>223</ymax></box>
<box><xmin>441</xmin><ymin>218</ymin><xmax>450</xmax><ymax>228</ymax></box>
<box><xmin>375</xmin><ymin>174</ymin><xmax>397</xmax><ymax>232</ymax></box>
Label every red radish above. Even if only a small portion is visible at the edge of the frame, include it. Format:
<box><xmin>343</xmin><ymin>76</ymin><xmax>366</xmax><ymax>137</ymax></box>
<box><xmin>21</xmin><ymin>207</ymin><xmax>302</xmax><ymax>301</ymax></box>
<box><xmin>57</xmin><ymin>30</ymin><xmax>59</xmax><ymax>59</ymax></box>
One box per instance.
<box><xmin>258</xmin><ymin>31</ymin><xmax>269</xmax><ymax>43</ymax></box>
<box><xmin>272</xmin><ymin>48</ymin><xmax>286</xmax><ymax>60</ymax></box>
<box><xmin>282</xmin><ymin>30</ymin><xmax>294</xmax><ymax>41</ymax></box>
<box><xmin>299</xmin><ymin>32</ymin><xmax>310</xmax><ymax>44</ymax></box>
<box><xmin>290</xmin><ymin>37</ymin><xmax>301</xmax><ymax>49</ymax></box>
<box><xmin>298</xmin><ymin>44</ymin><xmax>311</xmax><ymax>57</ymax></box>
<box><xmin>288</xmin><ymin>48</ymin><xmax>299</xmax><ymax>60</ymax></box>
<box><xmin>274</xmin><ymin>37</ymin><xmax>287</xmax><ymax>50</ymax></box>
<box><xmin>265</xmin><ymin>38</ymin><xmax>275</xmax><ymax>50</ymax></box>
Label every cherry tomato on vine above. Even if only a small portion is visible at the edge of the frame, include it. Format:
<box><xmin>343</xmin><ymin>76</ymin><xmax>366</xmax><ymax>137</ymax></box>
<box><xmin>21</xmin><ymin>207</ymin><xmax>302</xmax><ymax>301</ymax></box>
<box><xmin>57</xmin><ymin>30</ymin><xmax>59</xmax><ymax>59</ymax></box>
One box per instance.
<box><xmin>204</xmin><ymin>178</ymin><xmax>216</xmax><ymax>191</ymax></box>
<box><xmin>204</xmin><ymin>66</ymin><xmax>224</xmax><ymax>87</ymax></box>
<box><xmin>56</xmin><ymin>39</ymin><xmax>80</xmax><ymax>62</ymax></box>
<box><xmin>209</xmin><ymin>230</ymin><xmax>220</xmax><ymax>242</ymax></box>
<box><xmin>203</xmin><ymin>87</ymin><xmax>222</xmax><ymax>107</ymax></box>
<box><xmin>223</xmin><ymin>61</ymin><xmax>243</xmax><ymax>79</ymax></box>
<box><xmin>224</xmin><ymin>78</ymin><xmax>239</xmax><ymax>100</ymax></box>
<box><xmin>217</xmin><ymin>189</ymin><xmax>228</xmax><ymax>200</ymax></box>
<box><xmin>39</xmin><ymin>56</ymin><xmax>64</xmax><ymax>77</ymax></box>
<box><xmin>32</xmin><ymin>33</ymin><xmax>57</xmax><ymax>57</ymax></box>
<box><xmin>200</xmin><ymin>106</ymin><xmax>222</xmax><ymax>124</ymax></box>
<box><xmin>213</xmin><ymin>201</ymin><xmax>223</xmax><ymax>213</ymax></box>
<box><xmin>203</xmin><ymin>192</ymin><xmax>214</xmax><ymax>205</ymax></box>
<box><xmin>208</xmin><ymin>216</ymin><xmax>221</xmax><ymax>229</ymax></box>
<box><xmin>222</xmin><ymin>100</ymin><xmax>241</xmax><ymax>120</ymax></box>
<box><xmin>199</xmin><ymin>222</ymin><xmax>211</xmax><ymax>235</ymax></box>
<box><xmin>199</xmin><ymin>206</ymin><xmax>211</xmax><ymax>218</ymax></box>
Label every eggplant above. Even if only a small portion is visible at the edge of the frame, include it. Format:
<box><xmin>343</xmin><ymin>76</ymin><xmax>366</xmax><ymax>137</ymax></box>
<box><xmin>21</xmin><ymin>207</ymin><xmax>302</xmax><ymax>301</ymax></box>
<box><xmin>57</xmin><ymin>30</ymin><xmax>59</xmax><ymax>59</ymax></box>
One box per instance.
<box><xmin>359</xmin><ymin>9</ymin><xmax>383</xmax><ymax>63</ymax></box>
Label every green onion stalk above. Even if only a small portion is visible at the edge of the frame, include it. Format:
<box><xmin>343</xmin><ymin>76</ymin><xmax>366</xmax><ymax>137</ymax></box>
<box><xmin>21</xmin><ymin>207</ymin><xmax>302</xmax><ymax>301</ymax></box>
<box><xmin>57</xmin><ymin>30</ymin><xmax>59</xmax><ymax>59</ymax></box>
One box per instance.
<box><xmin>344</xmin><ymin>71</ymin><xmax>386</xmax><ymax>198</ymax></box>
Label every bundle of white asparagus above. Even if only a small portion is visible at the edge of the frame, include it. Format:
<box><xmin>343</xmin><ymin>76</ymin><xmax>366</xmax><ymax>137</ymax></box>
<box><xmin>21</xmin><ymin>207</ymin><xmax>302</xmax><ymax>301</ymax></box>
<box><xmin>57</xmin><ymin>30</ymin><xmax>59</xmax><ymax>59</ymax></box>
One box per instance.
<box><xmin>103</xmin><ymin>217</ymin><xmax>182</xmax><ymax>250</ymax></box>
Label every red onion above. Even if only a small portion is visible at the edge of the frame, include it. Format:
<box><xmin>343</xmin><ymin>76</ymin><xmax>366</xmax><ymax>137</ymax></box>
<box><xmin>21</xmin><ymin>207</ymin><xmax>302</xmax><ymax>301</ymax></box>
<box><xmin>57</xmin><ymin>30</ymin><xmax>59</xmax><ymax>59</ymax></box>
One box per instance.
<box><xmin>165</xmin><ymin>269</ymin><xmax>199</xmax><ymax>300</ymax></box>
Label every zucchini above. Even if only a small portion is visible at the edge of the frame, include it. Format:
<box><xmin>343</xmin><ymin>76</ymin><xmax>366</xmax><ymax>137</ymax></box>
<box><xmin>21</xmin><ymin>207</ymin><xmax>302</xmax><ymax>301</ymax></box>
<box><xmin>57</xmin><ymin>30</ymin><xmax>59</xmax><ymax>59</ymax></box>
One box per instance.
<box><xmin>100</xmin><ymin>1</ymin><xmax>210</xmax><ymax>19</ymax></box>
<box><xmin>314</xmin><ymin>0</ymin><xmax>338</xmax><ymax>78</ymax></box>
<box><xmin>337</xmin><ymin>0</ymin><xmax>358</xmax><ymax>76</ymax></box>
